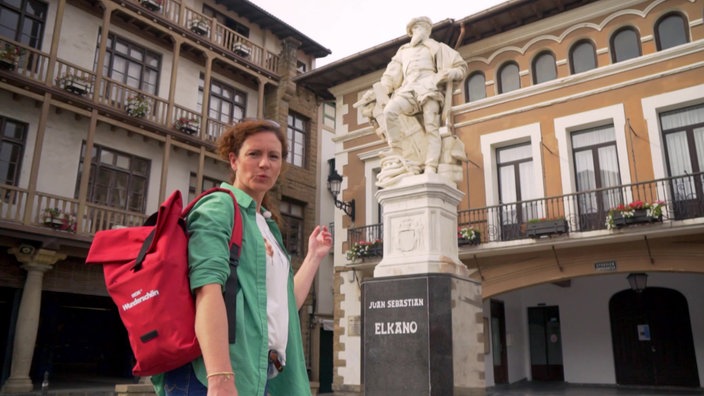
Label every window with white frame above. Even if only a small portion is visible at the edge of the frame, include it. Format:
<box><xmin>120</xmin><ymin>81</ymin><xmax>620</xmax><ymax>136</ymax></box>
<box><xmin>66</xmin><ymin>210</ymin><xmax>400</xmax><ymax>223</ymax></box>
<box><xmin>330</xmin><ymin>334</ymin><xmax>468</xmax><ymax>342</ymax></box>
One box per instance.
<box><xmin>571</xmin><ymin>124</ymin><xmax>622</xmax><ymax>229</ymax></box>
<box><xmin>660</xmin><ymin>103</ymin><xmax>704</xmax><ymax>219</ymax></box>
<box><xmin>497</xmin><ymin>143</ymin><xmax>539</xmax><ymax>226</ymax></box>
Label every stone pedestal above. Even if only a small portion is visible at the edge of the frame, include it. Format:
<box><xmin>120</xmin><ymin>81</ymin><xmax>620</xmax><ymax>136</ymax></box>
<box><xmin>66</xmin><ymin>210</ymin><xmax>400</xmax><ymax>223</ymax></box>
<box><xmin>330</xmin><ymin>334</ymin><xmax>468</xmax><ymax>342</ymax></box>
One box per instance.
<box><xmin>362</xmin><ymin>274</ymin><xmax>485</xmax><ymax>396</ymax></box>
<box><xmin>374</xmin><ymin>172</ymin><xmax>467</xmax><ymax>278</ymax></box>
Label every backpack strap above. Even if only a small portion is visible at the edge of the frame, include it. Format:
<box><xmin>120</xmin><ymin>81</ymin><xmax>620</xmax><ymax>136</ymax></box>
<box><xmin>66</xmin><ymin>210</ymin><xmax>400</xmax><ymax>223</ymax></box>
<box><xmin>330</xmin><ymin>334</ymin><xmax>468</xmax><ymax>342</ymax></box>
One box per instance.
<box><xmin>183</xmin><ymin>187</ymin><xmax>242</xmax><ymax>344</ymax></box>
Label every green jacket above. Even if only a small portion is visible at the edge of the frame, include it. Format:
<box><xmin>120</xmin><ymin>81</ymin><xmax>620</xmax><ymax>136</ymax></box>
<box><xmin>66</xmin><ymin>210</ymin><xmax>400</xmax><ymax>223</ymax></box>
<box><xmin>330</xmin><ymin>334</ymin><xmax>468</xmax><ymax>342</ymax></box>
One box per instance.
<box><xmin>152</xmin><ymin>183</ymin><xmax>311</xmax><ymax>395</ymax></box>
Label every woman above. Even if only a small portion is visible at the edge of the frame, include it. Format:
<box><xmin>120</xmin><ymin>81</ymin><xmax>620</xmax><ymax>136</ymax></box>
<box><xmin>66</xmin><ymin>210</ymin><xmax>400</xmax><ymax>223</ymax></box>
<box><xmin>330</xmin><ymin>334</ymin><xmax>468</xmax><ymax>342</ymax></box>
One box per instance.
<box><xmin>152</xmin><ymin>119</ymin><xmax>332</xmax><ymax>395</ymax></box>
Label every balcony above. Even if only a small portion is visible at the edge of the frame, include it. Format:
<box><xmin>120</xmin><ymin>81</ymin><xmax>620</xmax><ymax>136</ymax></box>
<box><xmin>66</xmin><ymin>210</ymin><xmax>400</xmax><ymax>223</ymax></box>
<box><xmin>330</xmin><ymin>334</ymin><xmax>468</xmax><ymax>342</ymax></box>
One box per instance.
<box><xmin>346</xmin><ymin>173</ymin><xmax>704</xmax><ymax>258</ymax></box>
<box><xmin>125</xmin><ymin>0</ymin><xmax>280</xmax><ymax>74</ymax></box>
<box><xmin>0</xmin><ymin>184</ymin><xmax>148</xmax><ymax>239</ymax></box>
<box><xmin>0</xmin><ymin>40</ymin><xmax>235</xmax><ymax>145</ymax></box>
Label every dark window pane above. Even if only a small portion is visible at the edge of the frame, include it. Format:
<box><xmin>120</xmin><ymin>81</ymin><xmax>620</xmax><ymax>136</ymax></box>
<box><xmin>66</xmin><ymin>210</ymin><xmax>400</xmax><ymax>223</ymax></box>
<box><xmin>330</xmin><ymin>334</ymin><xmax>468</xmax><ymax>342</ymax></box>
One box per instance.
<box><xmin>656</xmin><ymin>14</ymin><xmax>688</xmax><ymax>50</ymax></box>
<box><xmin>498</xmin><ymin>63</ymin><xmax>520</xmax><ymax>93</ymax></box>
<box><xmin>612</xmin><ymin>28</ymin><xmax>640</xmax><ymax>62</ymax></box>
<box><xmin>77</xmin><ymin>143</ymin><xmax>151</xmax><ymax>212</ymax></box>
<box><xmin>533</xmin><ymin>52</ymin><xmax>556</xmax><ymax>84</ymax></box>
<box><xmin>466</xmin><ymin>72</ymin><xmax>486</xmax><ymax>102</ymax></box>
<box><xmin>570</xmin><ymin>41</ymin><xmax>596</xmax><ymax>74</ymax></box>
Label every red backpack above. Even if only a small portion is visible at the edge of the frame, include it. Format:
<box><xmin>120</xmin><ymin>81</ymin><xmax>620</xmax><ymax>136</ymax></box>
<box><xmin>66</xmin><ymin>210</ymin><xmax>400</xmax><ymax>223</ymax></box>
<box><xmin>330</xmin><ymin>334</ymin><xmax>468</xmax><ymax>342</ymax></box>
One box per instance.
<box><xmin>85</xmin><ymin>188</ymin><xmax>242</xmax><ymax>376</ymax></box>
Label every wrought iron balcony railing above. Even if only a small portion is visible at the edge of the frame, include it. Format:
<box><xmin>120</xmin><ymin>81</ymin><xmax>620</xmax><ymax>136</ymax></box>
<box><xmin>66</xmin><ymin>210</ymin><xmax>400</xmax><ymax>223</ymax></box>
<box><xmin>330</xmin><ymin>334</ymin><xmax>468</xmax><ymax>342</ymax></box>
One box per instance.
<box><xmin>347</xmin><ymin>172</ymin><xmax>704</xmax><ymax>256</ymax></box>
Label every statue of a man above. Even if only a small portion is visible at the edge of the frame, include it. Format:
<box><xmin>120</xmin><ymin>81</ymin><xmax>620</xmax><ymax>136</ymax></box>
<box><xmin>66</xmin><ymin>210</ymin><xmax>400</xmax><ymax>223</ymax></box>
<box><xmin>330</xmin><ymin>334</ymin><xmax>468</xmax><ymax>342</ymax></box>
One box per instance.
<box><xmin>355</xmin><ymin>17</ymin><xmax>468</xmax><ymax>187</ymax></box>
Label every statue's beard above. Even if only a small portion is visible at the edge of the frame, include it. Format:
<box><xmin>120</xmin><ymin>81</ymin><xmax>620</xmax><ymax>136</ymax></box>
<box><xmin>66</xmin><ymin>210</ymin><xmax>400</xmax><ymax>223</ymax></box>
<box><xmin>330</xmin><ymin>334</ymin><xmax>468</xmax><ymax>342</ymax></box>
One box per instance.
<box><xmin>410</xmin><ymin>31</ymin><xmax>429</xmax><ymax>47</ymax></box>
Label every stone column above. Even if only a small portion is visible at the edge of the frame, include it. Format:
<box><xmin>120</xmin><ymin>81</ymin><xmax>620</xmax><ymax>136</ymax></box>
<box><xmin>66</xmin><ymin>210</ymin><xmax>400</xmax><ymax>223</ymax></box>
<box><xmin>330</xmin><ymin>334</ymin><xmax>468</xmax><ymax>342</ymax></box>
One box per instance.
<box><xmin>1</xmin><ymin>246</ymin><xmax>65</xmax><ymax>394</ymax></box>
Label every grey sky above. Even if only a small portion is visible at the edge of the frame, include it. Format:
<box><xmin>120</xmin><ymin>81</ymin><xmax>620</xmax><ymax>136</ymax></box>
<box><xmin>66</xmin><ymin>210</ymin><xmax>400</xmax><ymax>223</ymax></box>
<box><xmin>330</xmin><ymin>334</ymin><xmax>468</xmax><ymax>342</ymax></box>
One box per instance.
<box><xmin>250</xmin><ymin>0</ymin><xmax>508</xmax><ymax>66</ymax></box>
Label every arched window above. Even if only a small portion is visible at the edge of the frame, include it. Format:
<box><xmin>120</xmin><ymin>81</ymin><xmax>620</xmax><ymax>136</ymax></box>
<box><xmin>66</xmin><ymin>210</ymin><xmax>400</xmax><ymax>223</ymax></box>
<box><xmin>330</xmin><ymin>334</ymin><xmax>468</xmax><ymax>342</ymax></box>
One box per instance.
<box><xmin>532</xmin><ymin>51</ymin><xmax>556</xmax><ymax>84</ymax></box>
<box><xmin>465</xmin><ymin>72</ymin><xmax>486</xmax><ymax>102</ymax></box>
<box><xmin>611</xmin><ymin>27</ymin><xmax>641</xmax><ymax>63</ymax></box>
<box><xmin>569</xmin><ymin>40</ymin><xmax>597</xmax><ymax>74</ymax></box>
<box><xmin>498</xmin><ymin>62</ymin><xmax>520</xmax><ymax>94</ymax></box>
<box><xmin>655</xmin><ymin>13</ymin><xmax>689</xmax><ymax>50</ymax></box>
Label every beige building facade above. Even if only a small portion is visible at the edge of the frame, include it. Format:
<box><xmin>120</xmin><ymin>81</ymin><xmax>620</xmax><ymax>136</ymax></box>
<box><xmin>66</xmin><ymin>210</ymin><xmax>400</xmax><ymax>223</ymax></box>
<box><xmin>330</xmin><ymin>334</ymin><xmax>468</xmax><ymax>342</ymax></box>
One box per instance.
<box><xmin>298</xmin><ymin>0</ymin><xmax>704</xmax><ymax>393</ymax></box>
<box><xmin>0</xmin><ymin>0</ymin><xmax>334</xmax><ymax>393</ymax></box>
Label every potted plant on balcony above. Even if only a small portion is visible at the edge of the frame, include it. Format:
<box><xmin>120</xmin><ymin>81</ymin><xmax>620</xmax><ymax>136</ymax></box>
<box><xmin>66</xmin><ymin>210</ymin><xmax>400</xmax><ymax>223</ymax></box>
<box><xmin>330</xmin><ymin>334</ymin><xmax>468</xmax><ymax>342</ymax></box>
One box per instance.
<box><xmin>526</xmin><ymin>216</ymin><xmax>569</xmax><ymax>238</ymax></box>
<box><xmin>189</xmin><ymin>16</ymin><xmax>210</xmax><ymax>36</ymax></box>
<box><xmin>457</xmin><ymin>226</ymin><xmax>481</xmax><ymax>246</ymax></box>
<box><xmin>232</xmin><ymin>42</ymin><xmax>251</xmax><ymax>57</ymax></box>
<box><xmin>126</xmin><ymin>94</ymin><xmax>150</xmax><ymax>118</ymax></box>
<box><xmin>174</xmin><ymin>116</ymin><xmax>200</xmax><ymax>134</ymax></box>
<box><xmin>41</xmin><ymin>208</ymin><xmax>77</xmax><ymax>232</ymax></box>
<box><xmin>605</xmin><ymin>200</ymin><xmax>664</xmax><ymax>230</ymax></box>
<box><xmin>346</xmin><ymin>239</ymin><xmax>383</xmax><ymax>262</ymax></box>
<box><xmin>0</xmin><ymin>43</ymin><xmax>22</xmax><ymax>70</ymax></box>
<box><xmin>55</xmin><ymin>72</ymin><xmax>92</xmax><ymax>95</ymax></box>
<box><xmin>139</xmin><ymin>0</ymin><xmax>163</xmax><ymax>12</ymax></box>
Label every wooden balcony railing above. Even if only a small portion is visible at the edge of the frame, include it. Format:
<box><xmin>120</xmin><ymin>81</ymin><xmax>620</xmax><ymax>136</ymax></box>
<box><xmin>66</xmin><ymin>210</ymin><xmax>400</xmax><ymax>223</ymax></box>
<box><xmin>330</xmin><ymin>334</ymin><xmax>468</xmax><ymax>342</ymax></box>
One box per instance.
<box><xmin>0</xmin><ymin>184</ymin><xmax>147</xmax><ymax>236</ymax></box>
<box><xmin>0</xmin><ymin>39</ymin><xmax>239</xmax><ymax>145</ymax></box>
<box><xmin>347</xmin><ymin>172</ymin><xmax>704</xmax><ymax>257</ymax></box>
<box><xmin>133</xmin><ymin>0</ymin><xmax>279</xmax><ymax>74</ymax></box>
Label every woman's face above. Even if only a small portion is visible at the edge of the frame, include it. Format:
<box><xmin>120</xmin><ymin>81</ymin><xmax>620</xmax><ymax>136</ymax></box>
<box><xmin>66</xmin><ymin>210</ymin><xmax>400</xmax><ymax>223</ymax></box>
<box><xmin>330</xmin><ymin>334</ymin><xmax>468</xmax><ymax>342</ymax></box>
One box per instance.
<box><xmin>230</xmin><ymin>131</ymin><xmax>283</xmax><ymax>203</ymax></box>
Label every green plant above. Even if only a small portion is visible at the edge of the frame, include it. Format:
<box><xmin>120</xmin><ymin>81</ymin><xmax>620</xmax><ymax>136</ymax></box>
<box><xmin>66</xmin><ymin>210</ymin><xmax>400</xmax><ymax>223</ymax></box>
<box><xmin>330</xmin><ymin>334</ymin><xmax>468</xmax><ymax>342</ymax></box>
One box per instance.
<box><xmin>0</xmin><ymin>43</ymin><xmax>22</xmax><ymax>63</ymax></box>
<box><xmin>457</xmin><ymin>226</ymin><xmax>480</xmax><ymax>242</ymax></box>
<box><xmin>41</xmin><ymin>207</ymin><xmax>77</xmax><ymax>232</ymax></box>
<box><xmin>126</xmin><ymin>94</ymin><xmax>150</xmax><ymax>118</ymax></box>
<box><xmin>346</xmin><ymin>239</ymin><xmax>382</xmax><ymax>261</ymax></box>
<box><xmin>527</xmin><ymin>216</ymin><xmax>565</xmax><ymax>224</ymax></box>
<box><xmin>605</xmin><ymin>200</ymin><xmax>665</xmax><ymax>230</ymax></box>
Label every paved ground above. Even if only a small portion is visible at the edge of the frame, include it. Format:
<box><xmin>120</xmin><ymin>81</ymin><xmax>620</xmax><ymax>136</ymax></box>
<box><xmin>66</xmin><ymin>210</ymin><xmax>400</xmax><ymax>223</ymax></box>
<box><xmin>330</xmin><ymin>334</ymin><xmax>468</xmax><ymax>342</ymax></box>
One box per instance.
<box><xmin>484</xmin><ymin>381</ymin><xmax>704</xmax><ymax>395</ymax></box>
<box><xmin>6</xmin><ymin>380</ymin><xmax>703</xmax><ymax>395</ymax></box>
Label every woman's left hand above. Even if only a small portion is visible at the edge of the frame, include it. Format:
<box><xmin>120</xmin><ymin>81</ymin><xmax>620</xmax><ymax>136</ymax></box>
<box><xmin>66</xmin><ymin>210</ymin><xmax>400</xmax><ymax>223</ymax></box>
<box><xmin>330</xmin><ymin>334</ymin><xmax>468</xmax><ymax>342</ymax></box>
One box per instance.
<box><xmin>308</xmin><ymin>225</ymin><xmax>333</xmax><ymax>259</ymax></box>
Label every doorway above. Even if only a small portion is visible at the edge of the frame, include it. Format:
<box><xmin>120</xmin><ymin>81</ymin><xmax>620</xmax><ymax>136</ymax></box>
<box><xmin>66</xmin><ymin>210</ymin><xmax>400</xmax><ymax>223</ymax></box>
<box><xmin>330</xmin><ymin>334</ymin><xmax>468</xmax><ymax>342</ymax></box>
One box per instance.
<box><xmin>490</xmin><ymin>300</ymin><xmax>508</xmax><ymax>384</ymax></box>
<box><xmin>528</xmin><ymin>306</ymin><xmax>564</xmax><ymax>381</ymax></box>
<box><xmin>610</xmin><ymin>287</ymin><xmax>699</xmax><ymax>387</ymax></box>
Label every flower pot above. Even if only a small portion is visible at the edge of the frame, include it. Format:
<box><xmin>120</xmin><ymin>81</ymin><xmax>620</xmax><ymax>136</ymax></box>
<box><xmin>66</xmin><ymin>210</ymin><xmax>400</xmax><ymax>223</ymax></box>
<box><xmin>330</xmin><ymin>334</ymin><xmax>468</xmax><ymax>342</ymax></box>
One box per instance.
<box><xmin>526</xmin><ymin>219</ymin><xmax>569</xmax><ymax>238</ymax></box>
<box><xmin>179</xmin><ymin>124</ymin><xmax>199</xmax><ymax>135</ymax></box>
<box><xmin>610</xmin><ymin>209</ymin><xmax>662</xmax><ymax>228</ymax></box>
<box><xmin>458</xmin><ymin>237</ymin><xmax>480</xmax><ymax>246</ymax></box>
<box><xmin>140</xmin><ymin>0</ymin><xmax>162</xmax><ymax>12</ymax></box>
<box><xmin>0</xmin><ymin>58</ymin><xmax>15</xmax><ymax>70</ymax></box>
<box><xmin>232</xmin><ymin>43</ymin><xmax>251</xmax><ymax>57</ymax></box>
<box><xmin>190</xmin><ymin>20</ymin><xmax>209</xmax><ymax>36</ymax></box>
<box><xmin>62</xmin><ymin>80</ymin><xmax>90</xmax><ymax>95</ymax></box>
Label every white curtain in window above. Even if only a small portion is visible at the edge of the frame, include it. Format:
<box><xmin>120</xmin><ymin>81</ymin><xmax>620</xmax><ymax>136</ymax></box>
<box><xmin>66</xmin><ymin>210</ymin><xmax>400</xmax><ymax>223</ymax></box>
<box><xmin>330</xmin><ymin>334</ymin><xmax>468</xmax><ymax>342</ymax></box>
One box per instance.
<box><xmin>499</xmin><ymin>165</ymin><xmax>517</xmax><ymax>224</ymax></box>
<box><xmin>574</xmin><ymin>150</ymin><xmax>596</xmax><ymax>213</ymax></box>
<box><xmin>661</xmin><ymin>104</ymin><xmax>704</xmax><ymax>129</ymax></box>
<box><xmin>665</xmin><ymin>131</ymin><xmax>694</xmax><ymax>200</ymax></box>
<box><xmin>519</xmin><ymin>161</ymin><xmax>540</xmax><ymax>221</ymax></box>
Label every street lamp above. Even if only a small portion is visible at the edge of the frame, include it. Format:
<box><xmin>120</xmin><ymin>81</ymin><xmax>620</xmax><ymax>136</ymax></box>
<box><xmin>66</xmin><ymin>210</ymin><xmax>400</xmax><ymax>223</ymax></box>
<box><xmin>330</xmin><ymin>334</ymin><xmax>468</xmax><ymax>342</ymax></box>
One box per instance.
<box><xmin>327</xmin><ymin>168</ymin><xmax>355</xmax><ymax>221</ymax></box>
<box><xmin>627</xmin><ymin>272</ymin><xmax>648</xmax><ymax>293</ymax></box>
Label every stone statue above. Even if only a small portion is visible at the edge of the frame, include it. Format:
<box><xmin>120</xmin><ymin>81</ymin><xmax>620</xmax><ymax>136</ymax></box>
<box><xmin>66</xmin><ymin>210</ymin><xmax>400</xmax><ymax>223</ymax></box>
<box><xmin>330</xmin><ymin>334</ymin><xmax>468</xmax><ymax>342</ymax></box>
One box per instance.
<box><xmin>354</xmin><ymin>16</ymin><xmax>468</xmax><ymax>188</ymax></box>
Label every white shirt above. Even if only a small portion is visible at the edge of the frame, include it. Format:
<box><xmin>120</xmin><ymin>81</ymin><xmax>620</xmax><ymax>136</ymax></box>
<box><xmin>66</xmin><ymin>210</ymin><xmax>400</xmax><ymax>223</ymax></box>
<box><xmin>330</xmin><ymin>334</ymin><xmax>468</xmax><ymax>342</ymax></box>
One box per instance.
<box><xmin>255</xmin><ymin>212</ymin><xmax>289</xmax><ymax>365</ymax></box>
